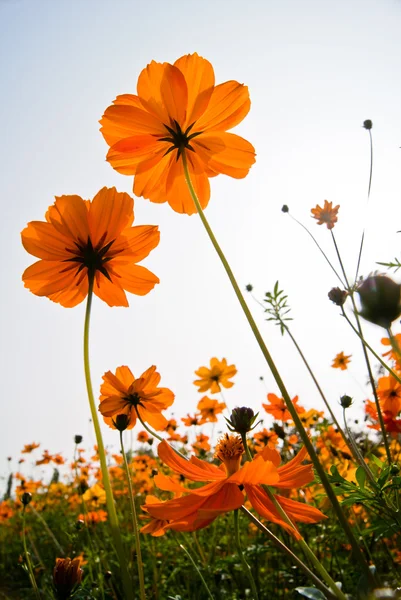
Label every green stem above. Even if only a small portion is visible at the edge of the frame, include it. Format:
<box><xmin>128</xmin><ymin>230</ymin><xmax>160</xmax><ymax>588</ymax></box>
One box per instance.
<box><xmin>135</xmin><ymin>409</ymin><xmax>188</xmax><ymax>461</ymax></box>
<box><xmin>31</xmin><ymin>506</ymin><xmax>65</xmax><ymax>556</ymax></box>
<box><xmin>181</xmin><ymin>151</ymin><xmax>375</xmax><ymax>585</ymax></box>
<box><xmin>342</xmin><ymin>408</ymin><xmax>377</xmax><ymax>487</ymax></box>
<box><xmin>120</xmin><ymin>431</ymin><xmax>146</xmax><ymax>600</ymax></box>
<box><xmin>177</xmin><ymin>539</ymin><xmax>214</xmax><ymax>600</ymax></box>
<box><xmin>22</xmin><ymin>506</ymin><xmax>41</xmax><ymax>600</ymax></box>
<box><xmin>233</xmin><ymin>510</ymin><xmax>259</xmax><ymax>600</ymax></box>
<box><xmin>354</xmin><ymin>127</ymin><xmax>373</xmax><ymax>283</ymax></box>
<box><xmin>83</xmin><ymin>276</ymin><xmax>134</xmax><ymax>600</ymax></box>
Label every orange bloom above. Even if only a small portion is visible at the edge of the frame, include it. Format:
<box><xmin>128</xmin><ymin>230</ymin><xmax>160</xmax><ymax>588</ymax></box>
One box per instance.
<box><xmin>192</xmin><ymin>433</ymin><xmax>211</xmax><ymax>455</ymax></box>
<box><xmin>21</xmin><ymin>187</ymin><xmax>160</xmax><ymax>308</ymax></box>
<box><xmin>100</xmin><ymin>53</ymin><xmax>255</xmax><ymax>215</ymax></box>
<box><xmin>331</xmin><ymin>352</ymin><xmax>351</xmax><ymax>370</ymax></box>
<box><xmin>53</xmin><ymin>557</ymin><xmax>83</xmax><ymax>597</ymax></box>
<box><xmin>253</xmin><ymin>428</ymin><xmax>279</xmax><ymax>451</ymax></box>
<box><xmin>143</xmin><ymin>435</ymin><xmax>325</xmax><ymax>536</ymax></box>
<box><xmin>21</xmin><ymin>443</ymin><xmax>40</xmax><ymax>454</ymax></box>
<box><xmin>263</xmin><ymin>394</ymin><xmax>304</xmax><ymax>422</ymax></box>
<box><xmin>381</xmin><ymin>335</ymin><xmax>401</xmax><ymax>370</ymax></box>
<box><xmin>137</xmin><ymin>431</ymin><xmax>150</xmax><ymax>443</ymax></box>
<box><xmin>311</xmin><ymin>200</ymin><xmax>340</xmax><ymax>230</ymax></box>
<box><xmin>376</xmin><ymin>375</ymin><xmax>401</xmax><ymax>417</ymax></box>
<box><xmin>194</xmin><ymin>358</ymin><xmax>237</xmax><ymax>394</ymax></box>
<box><xmin>197</xmin><ymin>397</ymin><xmax>226</xmax><ymax>423</ymax></box>
<box><xmin>99</xmin><ymin>365</ymin><xmax>174</xmax><ymax>431</ymax></box>
<box><xmin>181</xmin><ymin>413</ymin><xmax>201</xmax><ymax>427</ymax></box>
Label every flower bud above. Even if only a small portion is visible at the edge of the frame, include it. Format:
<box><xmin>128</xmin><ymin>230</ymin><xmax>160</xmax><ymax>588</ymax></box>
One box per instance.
<box><xmin>112</xmin><ymin>414</ymin><xmax>130</xmax><ymax>432</ymax></box>
<box><xmin>53</xmin><ymin>557</ymin><xmax>83</xmax><ymax>599</ymax></box>
<box><xmin>74</xmin><ymin>435</ymin><xmax>83</xmax><ymax>444</ymax></box>
<box><xmin>21</xmin><ymin>492</ymin><xmax>32</xmax><ymax>506</ymax></box>
<box><xmin>281</xmin><ymin>205</ymin><xmax>289</xmax><ymax>213</ymax></box>
<box><xmin>363</xmin><ymin>119</ymin><xmax>373</xmax><ymax>130</ymax></box>
<box><xmin>357</xmin><ymin>275</ymin><xmax>401</xmax><ymax>328</ymax></box>
<box><xmin>75</xmin><ymin>519</ymin><xmax>85</xmax><ymax>531</ymax></box>
<box><xmin>340</xmin><ymin>395</ymin><xmax>353</xmax><ymax>409</ymax></box>
<box><xmin>225</xmin><ymin>407</ymin><xmax>259</xmax><ymax>435</ymax></box>
<box><xmin>328</xmin><ymin>287</ymin><xmax>348</xmax><ymax>306</ymax></box>
<box><xmin>245</xmin><ymin>284</ymin><xmax>253</xmax><ymax>292</ymax></box>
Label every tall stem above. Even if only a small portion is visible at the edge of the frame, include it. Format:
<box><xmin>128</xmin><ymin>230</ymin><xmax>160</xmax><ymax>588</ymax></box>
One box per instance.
<box><xmin>83</xmin><ymin>276</ymin><xmax>134</xmax><ymax>600</ymax></box>
<box><xmin>120</xmin><ymin>431</ymin><xmax>146</xmax><ymax>600</ymax></box>
<box><xmin>233</xmin><ymin>509</ymin><xmax>259</xmax><ymax>600</ymax></box>
<box><xmin>181</xmin><ymin>152</ymin><xmax>375</xmax><ymax>585</ymax></box>
<box><xmin>22</xmin><ymin>506</ymin><xmax>41</xmax><ymax>600</ymax></box>
<box><xmin>177</xmin><ymin>539</ymin><xmax>215</xmax><ymax>600</ymax></box>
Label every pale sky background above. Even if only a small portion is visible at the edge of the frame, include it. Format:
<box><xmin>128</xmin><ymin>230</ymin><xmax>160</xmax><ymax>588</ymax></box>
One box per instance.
<box><xmin>1</xmin><ymin>0</ymin><xmax>401</xmax><ymax>489</ymax></box>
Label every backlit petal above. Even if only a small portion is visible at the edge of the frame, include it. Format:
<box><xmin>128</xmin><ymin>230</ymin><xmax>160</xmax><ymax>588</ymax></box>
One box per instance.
<box><xmin>193</xmin><ymin>132</ymin><xmax>255</xmax><ymax>178</ymax></box>
<box><xmin>195</xmin><ymin>81</ymin><xmax>251</xmax><ymax>132</ymax></box>
<box><xmin>137</xmin><ymin>60</ymin><xmax>170</xmax><ymax>123</ymax></box>
<box><xmin>160</xmin><ymin>64</ymin><xmax>188</xmax><ymax>125</ymax></box>
<box><xmin>174</xmin><ymin>53</ymin><xmax>215</xmax><ymax>127</ymax></box>
<box><xmin>158</xmin><ymin>440</ymin><xmax>225</xmax><ymax>482</ymax></box>
<box><xmin>88</xmin><ymin>187</ymin><xmax>134</xmax><ymax>248</ymax></box>
<box><xmin>100</xmin><ymin>102</ymin><xmax>165</xmax><ymax>146</ymax></box>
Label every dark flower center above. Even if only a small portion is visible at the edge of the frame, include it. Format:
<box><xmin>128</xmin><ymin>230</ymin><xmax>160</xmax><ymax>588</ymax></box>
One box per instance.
<box><xmin>159</xmin><ymin>120</ymin><xmax>202</xmax><ymax>159</ymax></box>
<box><xmin>123</xmin><ymin>392</ymin><xmax>143</xmax><ymax>408</ymax></box>
<box><xmin>65</xmin><ymin>233</ymin><xmax>117</xmax><ymax>280</ymax></box>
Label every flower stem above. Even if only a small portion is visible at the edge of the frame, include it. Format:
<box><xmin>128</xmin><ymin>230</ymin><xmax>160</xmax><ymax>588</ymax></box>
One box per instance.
<box><xmin>135</xmin><ymin>409</ymin><xmax>188</xmax><ymax>460</ymax></box>
<box><xmin>120</xmin><ymin>431</ymin><xmax>146</xmax><ymax>600</ymax></box>
<box><xmin>177</xmin><ymin>539</ymin><xmax>215</xmax><ymax>600</ymax></box>
<box><xmin>22</xmin><ymin>506</ymin><xmax>41</xmax><ymax>600</ymax></box>
<box><xmin>83</xmin><ymin>276</ymin><xmax>134</xmax><ymax>600</ymax></box>
<box><xmin>181</xmin><ymin>151</ymin><xmax>375</xmax><ymax>585</ymax></box>
<box><xmin>233</xmin><ymin>509</ymin><xmax>259</xmax><ymax>600</ymax></box>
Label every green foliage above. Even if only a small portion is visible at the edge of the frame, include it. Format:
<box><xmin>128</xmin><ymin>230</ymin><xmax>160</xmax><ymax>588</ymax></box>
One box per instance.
<box><xmin>263</xmin><ymin>281</ymin><xmax>293</xmax><ymax>335</ymax></box>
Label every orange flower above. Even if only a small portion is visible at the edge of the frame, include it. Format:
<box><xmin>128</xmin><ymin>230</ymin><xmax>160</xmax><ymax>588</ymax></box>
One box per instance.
<box><xmin>253</xmin><ymin>428</ymin><xmax>278</xmax><ymax>451</ymax></box>
<box><xmin>192</xmin><ymin>433</ymin><xmax>211</xmax><ymax>455</ymax></box>
<box><xmin>21</xmin><ymin>187</ymin><xmax>160</xmax><ymax>307</ymax></box>
<box><xmin>100</xmin><ymin>53</ymin><xmax>255</xmax><ymax>215</ymax></box>
<box><xmin>381</xmin><ymin>335</ymin><xmax>401</xmax><ymax>369</ymax></box>
<box><xmin>197</xmin><ymin>397</ymin><xmax>226</xmax><ymax>423</ymax></box>
<box><xmin>21</xmin><ymin>443</ymin><xmax>40</xmax><ymax>454</ymax></box>
<box><xmin>194</xmin><ymin>358</ymin><xmax>237</xmax><ymax>394</ymax></box>
<box><xmin>376</xmin><ymin>375</ymin><xmax>401</xmax><ymax>417</ymax></box>
<box><xmin>99</xmin><ymin>365</ymin><xmax>174</xmax><ymax>431</ymax></box>
<box><xmin>137</xmin><ymin>431</ymin><xmax>150</xmax><ymax>443</ymax></box>
<box><xmin>311</xmin><ymin>200</ymin><xmax>340</xmax><ymax>230</ymax></box>
<box><xmin>143</xmin><ymin>435</ymin><xmax>325</xmax><ymax>536</ymax></box>
<box><xmin>263</xmin><ymin>394</ymin><xmax>304</xmax><ymax>422</ymax></box>
<box><xmin>331</xmin><ymin>351</ymin><xmax>351</xmax><ymax>370</ymax></box>
<box><xmin>53</xmin><ymin>557</ymin><xmax>83</xmax><ymax>598</ymax></box>
<box><xmin>181</xmin><ymin>413</ymin><xmax>201</xmax><ymax>427</ymax></box>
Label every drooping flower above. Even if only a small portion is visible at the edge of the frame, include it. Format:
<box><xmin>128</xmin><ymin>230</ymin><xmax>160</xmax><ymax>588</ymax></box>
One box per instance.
<box><xmin>197</xmin><ymin>396</ymin><xmax>226</xmax><ymax>423</ymax></box>
<box><xmin>311</xmin><ymin>200</ymin><xmax>340</xmax><ymax>230</ymax></box>
<box><xmin>100</xmin><ymin>53</ymin><xmax>255</xmax><ymax>215</ymax></box>
<box><xmin>262</xmin><ymin>393</ymin><xmax>304</xmax><ymax>422</ymax></box>
<box><xmin>194</xmin><ymin>358</ymin><xmax>237</xmax><ymax>394</ymax></box>
<box><xmin>98</xmin><ymin>365</ymin><xmax>174</xmax><ymax>431</ymax></box>
<box><xmin>143</xmin><ymin>435</ymin><xmax>325</xmax><ymax>536</ymax></box>
<box><xmin>331</xmin><ymin>351</ymin><xmax>351</xmax><ymax>370</ymax></box>
<box><xmin>21</xmin><ymin>187</ymin><xmax>160</xmax><ymax>308</ymax></box>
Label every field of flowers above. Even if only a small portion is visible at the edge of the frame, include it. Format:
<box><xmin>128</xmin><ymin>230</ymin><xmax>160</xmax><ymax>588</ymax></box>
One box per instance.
<box><xmin>2</xmin><ymin>52</ymin><xmax>401</xmax><ymax>600</ymax></box>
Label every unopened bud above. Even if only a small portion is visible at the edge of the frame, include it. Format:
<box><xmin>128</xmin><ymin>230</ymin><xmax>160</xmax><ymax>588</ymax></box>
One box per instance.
<box><xmin>340</xmin><ymin>395</ymin><xmax>353</xmax><ymax>409</ymax></box>
<box><xmin>21</xmin><ymin>492</ymin><xmax>32</xmax><ymax>506</ymax></box>
<box><xmin>225</xmin><ymin>407</ymin><xmax>259</xmax><ymax>435</ymax></box>
<box><xmin>363</xmin><ymin>119</ymin><xmax>373</xmax><ymax>130</ymax></box>
<box><xmin>112</xmin><ymin>414</ymin><xmax>130</xmax><ymax>432</ymax></box>
<box><xmin>74</xmin><ymin>435</ymin><xmax>83</xmax><ymax>444</ymax></box>
<box><xmin>328</xmin><ymin>287</ymin><xmax>348</xmax><ymax>306</ymax></box>
<box><xmin>282</xmin><ymin>205</ymin><xmax>289</xmax><ymax>213</ymax></box>
<box><xmin>357</xmin><ymin>275</ymin><xmax>401</xmax><ymax>328</ymax></box>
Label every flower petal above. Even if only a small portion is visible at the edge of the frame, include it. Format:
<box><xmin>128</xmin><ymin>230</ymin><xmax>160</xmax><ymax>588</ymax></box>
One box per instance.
<box><xmin>165</xmin><ymin>152</ymin><xmax>210</xmax><ymax>215</ymax></box>
<box><xmin>88</xmin><ymin>187</ymin><xmax>134</xmax><ymax>248</ymax></box>
<box><xmin>158</xmin><ymin>440</ymin><xmax>225</xmax><ymax>482</ymax></box>
<box><xmin>193</xmin><ymin>132</ymin><xmax>255</xmax><ymax>178</ymax></box>
<box><xmin>112</xmin><ymin>225</ymin><xmax>160</xmax><ymax>262</ymax></box>
<box><xmin>109</xmin><ymin>263</ymin><xmax>160</xmax><ymax>297</ymax></box>
<box><xmin>22</xmin><ymin>260</ymin><xmax>87</xmax><ymax>308</ymax></box>
<box><xmin>47</xmin><ymin>195</ymin><xmax>90</xmax><ymax>244</ymax></box>
<box><xmin>137</xmin><ymin>60</ymin><xmax>171</xmax><ymax>123</ymax></box>
<box><xmin>106</xmin><ymin>136</ymin><xmax>165</xmax><ymax>176</ymax></box>
<box><xmin>195</xmin><ymin>81</ymin><xmax>251</xmax><ymax>132</ymax></box>
<box><xmin>100</xmin><ymin>100</ymin><xmax>165</xmax><ymax>146</ymax></box>
<box><xmin>174</xmin><ymin>53</ymin><xmax>215</xmax><ymax>127</ymax></box>
<box><xmin>160</xmin><ymin>64</ymin><xmax>188</xmax><ymax>125</ymax></box>
<box><xmin>93</xmin><ymin>270</ymin><xmax>128</xmax><ymax>307</ymax></box>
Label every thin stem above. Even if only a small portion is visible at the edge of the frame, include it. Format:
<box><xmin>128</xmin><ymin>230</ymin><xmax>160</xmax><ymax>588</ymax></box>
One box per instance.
<box><xmin>233</xmin><ymin>510</ymin><xmax>259</xmax><ymax>600</ymax></box>
<box><xmin>182</xmin><ymin>151</ymin><xmax>375</xmax><ymax>585</ymax></box>
<box><xmin>177</xmin><ymin>540</ymin><xmax>214</xmax><ymax>600</ymax></box>
<box><xmin>286</xmin><ymin>212</ymin><xmax>345</xmax><ymax>287</ymax></box>
<box><xmin>31</xmin><ymin>506</ymin><xmax>65</xmax><ymax>556</ymax></box>
<box><xmin>83</xmin><ymin>276</ymin><xmax>134</xmax><ymax>600</ymax></box>
<box><xmin>135</xmin><ymin>409</ymin><xmax>188</xmax><ymax>461</ymax></box>
<box><xmin>120</xmin><ymin>431</ymin><xmax>146</xmax><ymax>600</ymax></box>
<box><xmin>342</xmin><ymin>408</ymin><xmax>377</xmax><ymax>487</ymax></box>
<box><xmin>22</xmin><ymin>506</ymin><xmax>41</xmax><ymax>600</ymax></box>
<box><xmin>354</xmin><ymin>128</ymin><xmax>373</xmax><ymax>283</ymax></box>
<box><xmin>240</xmin><ymin>507</ymin><xmax>337</xmax><ymax>600</ymax></box>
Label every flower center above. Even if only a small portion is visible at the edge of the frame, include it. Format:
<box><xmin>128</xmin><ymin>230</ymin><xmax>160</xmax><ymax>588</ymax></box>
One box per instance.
<box><xmin>65</xmin><ymin>233</ymin><xmax>117</xmax><ymax>280</ymax></box>
<box><xmin>159</xmin><ymin>120</ymin><xmax>203</xmax><ymax>160</ymax></box>
<box><xmin>214</xmin><ymin>433</ymin><xmax>244</xmax><ymax>476</ymax></box>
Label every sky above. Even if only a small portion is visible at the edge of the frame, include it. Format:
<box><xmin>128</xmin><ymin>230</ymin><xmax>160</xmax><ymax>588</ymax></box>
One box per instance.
<box><xmin>1</xmin><ymin>0</ymin><xmax>401</xmax><ymax>488</ymax></box>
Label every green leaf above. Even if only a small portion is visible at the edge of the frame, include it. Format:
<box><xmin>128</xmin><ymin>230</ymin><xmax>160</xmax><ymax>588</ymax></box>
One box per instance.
<box><xmin>356</xmin><ymin>466</ymin><xmax>366</xmax><ymax>490</ymax></box>
<box><xmin>370</xmin><ymin>454</ymin><xmax>384</xmax><ymax>469</ymax></box>
<box><xmin>295</xmin><ymin>587</ymin><xmax>327</xmax><ymax>599</ymax></box>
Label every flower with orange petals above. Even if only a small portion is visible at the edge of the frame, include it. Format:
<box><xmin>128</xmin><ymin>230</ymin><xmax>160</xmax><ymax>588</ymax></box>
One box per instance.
<box><xmin>99</xmin><ymin>365</ymin><xmax>174</xmax><ymax>431</ymax></box>
<box><xmin>197</xmin><ymin>397</ymin><xmax>226</xmax><ymax>423</ymax></box>
<box><xmin>382</xmin><ymin>335</ymin><xmax>401</xmax><ymax>370</ymax></box>
<box><xmin>194</xmin><ymin>358</ymin><xmax>237</xmax><ymax>394</ymax></box>
<box><xmin>253</xmin><ymin>428</ymin><xmax>279</xmax><ymax>451</ymax></box>
<box><xmin>192</xmin><ymin>433</ymin><xmax>211</xmax><ymax>455</ymax></box>
<box><xmin>181</xmin><ymin>413</ymin><xmax>201</xmax><ymax>427</ymax></box>
<box><xmin>376</xmin><ymin>375</ymin><xmax>401</xmax><ymax>417</ymax></box>
<box><xmin>21</xmin><ymin>443</ymin><xmax>40</xmax><ymax>454</ymax></box>
<box><xmin>311</xmin><ymin>200</ymin><xmax>340</xmax><ymax>230</ymax></box>
<box><xmin>21</xmin><ymin>187</ymin><xmax>160</xmax><ymax>308</ymax></box>
<box><xmin>263</xmin><ymin>394</ymin><xmax>304</xmax><ymax>422</ymax></box>
<box><xmin>143</xmin><ymin>435</ymin><xmax>325</xmax><ymax>537</ymax></box>
<box><xmin>100</xmin><ymin>53</ymin><xmax>255</xmax><ymax>215</ymax></box>
<box><xmin>137</xmin><ymin>431</ymin><xmax>150</xmax><ymax>443</ymax></box>
<box><xmin>53</xmin><ymin>557</ymin><xmax>83</xmax><ymax>598</ymax></box>
<box><xmin>331</xmin><ymin>351</ymin><xmax>351</xmax><ymax>370</ymax></box>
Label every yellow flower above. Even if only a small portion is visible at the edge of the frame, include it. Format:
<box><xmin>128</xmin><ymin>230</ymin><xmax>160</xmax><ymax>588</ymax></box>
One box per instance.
<box><xmin>194</xmin><ymin>358</ymin><xmax>237</xmax><ymax>394</ymax></box>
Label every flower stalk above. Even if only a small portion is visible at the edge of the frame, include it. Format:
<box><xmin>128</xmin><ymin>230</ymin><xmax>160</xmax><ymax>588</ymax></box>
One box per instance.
<box><xmin>234</xmin><ymin>509</ymin><xmax>259</xmax><ymax>600</ymax></box>
<box><xmin>120</xmin><ymin>430</ymin><xmax>146</xmax><ymax>600</ymax></box>
<box><xmin>182</xmin><ymin>150</ymin><xmax>375</xmax><ymax>585</ymax></box>
<box><xmin>83</xmin><ymin>276</ymin><xmax>134</xmax><ymax>600</ymax></box>
<box><xmin>22</xmin><ymin>504</ymin><xmax>41</xmax><ymax>600</ymax></box>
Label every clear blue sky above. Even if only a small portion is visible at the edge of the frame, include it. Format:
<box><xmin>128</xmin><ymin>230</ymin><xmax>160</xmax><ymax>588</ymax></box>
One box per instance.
<box><xmin>1</xmin><ymin>0</ymin><xmax>401</xmax><ymax>486</ymax></box>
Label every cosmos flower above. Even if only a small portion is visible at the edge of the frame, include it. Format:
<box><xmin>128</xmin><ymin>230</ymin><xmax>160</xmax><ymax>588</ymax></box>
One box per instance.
<box><xmin>263</xmin><ymin>394</ymin><xmax>304</xmax><ymax>422</ymax></box>
<box><xmin>197</xmin><ymin>397</ymin><xmax>226</xmax><ymax>423</ymax></box>
<box><xmin>194</xmin><ymin>358</ymin><xmax>237</xmax><ymax>394</ymax></box>
<box><xmin>100</xmin><ymin>53</ymin><xmax>255</xmax><ymax>215</ymax></box>
<box><xmin>331</xmin><ymin>352</ymin><xmax>351</xmax><ymax>370</ymax></box>
<box><xmin>376</xmin><ymin>375</ymin><xmax>401</xmax><ymax>417</ymax></box>
<box><xmin>21</xmin><ymin>187</ymin><xmax>160</xmax><ymax>308</ymax></box>
<box><xmin>99</xmin><ymin>365</ymin><xmax>174</xmax><ymax>431</ymax></box>
<box><xmin>143</xmin><ymin>435</ymin><xmax>325</xmax><ymax>537</ymax></box>
<box><xmin>53</xmin><ymin>557</ymin><xmax>83</xmax><ymax>599</ymax></box>
<box><xmin>311</xmin><ymin>200</ymin><xmax>340</xmax><ymax>230</ymax></box>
